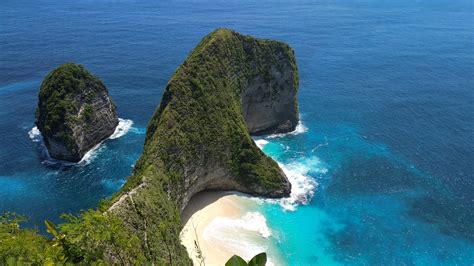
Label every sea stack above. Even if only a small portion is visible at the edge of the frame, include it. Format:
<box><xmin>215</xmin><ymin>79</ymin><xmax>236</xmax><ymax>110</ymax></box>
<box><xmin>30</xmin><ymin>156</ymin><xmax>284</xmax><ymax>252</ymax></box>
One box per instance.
<box><xmin>35</xmin><ymin>63</ymin><xmax>119</xmax><ymax>162</ymax></box>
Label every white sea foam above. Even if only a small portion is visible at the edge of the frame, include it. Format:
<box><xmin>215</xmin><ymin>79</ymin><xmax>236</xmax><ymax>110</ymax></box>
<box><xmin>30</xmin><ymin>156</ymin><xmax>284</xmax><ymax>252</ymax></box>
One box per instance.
<box><xmin>267</xmin><ymin>121</ymin><xmax>308</xmax><ymax>139</ymax></box>
<box><xmin>28</xmin><ymin>127</ymin><xmax>42</xmax><ymax>142</ymax></box>
<box><xmin>29</xmin><ymin>126</ymin><xmax>51</xmax><ymax>160</ymax></box>
<box><xmin>76</xmin><ymin>118</ymin><xmax>134</xmax><ymax>164</ymax></box>
<box><xmin>292</xmin><ymin>121</ymin><xmax>308</xmax><ymax>134</ymax></box>
<box><xmin>276</xmin><ymin>157</ymin><xmax>321</xmax><ymax>211</ymax></box>
<box><xmin>28</xmin><ymin>118</ymin><xmax>134</xmax><ymax>165</ymax></box>
<box><xmin>203</xmin><ymin>211</ymin><xmax>274</xmax><ymax>264</ymax></box>
<box><xmin>109</xmin><ymin>118</ymin><xmax>133</xmax><ymax>139</ymax></box>
<box><xmin>204</xmin><ymin>212</ymin><xmax>271</xmax><ymax>239</ymax></box>
<box><xmin>78</xmin><ymin>143</ymin><xmax>105</xmax><ymax>165</ymax></box>
<box><xmin>254</xmin><ymin>139</ymin><xmax>269</xmax><ymax>149</ymax></box>
<box><xmin>254</xmin><ymin>135</ymin><xmax>320</xmax><ymax>211</ymax></box>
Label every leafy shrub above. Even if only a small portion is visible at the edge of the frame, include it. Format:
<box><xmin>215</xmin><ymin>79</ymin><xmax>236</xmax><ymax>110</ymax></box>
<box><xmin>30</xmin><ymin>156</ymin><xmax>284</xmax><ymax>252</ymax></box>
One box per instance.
<box><xmin>226</xmin><ymin>252</ymin><xmax>267</xmax><ymax>266</ymax></box>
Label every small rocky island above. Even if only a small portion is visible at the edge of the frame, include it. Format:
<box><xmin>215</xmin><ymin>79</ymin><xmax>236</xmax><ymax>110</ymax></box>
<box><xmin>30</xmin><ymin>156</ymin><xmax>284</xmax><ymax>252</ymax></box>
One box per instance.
<box><xmin>35</xmin><ymin>63</ymin><xmax>118</xmax><ymax>162</ymax></box>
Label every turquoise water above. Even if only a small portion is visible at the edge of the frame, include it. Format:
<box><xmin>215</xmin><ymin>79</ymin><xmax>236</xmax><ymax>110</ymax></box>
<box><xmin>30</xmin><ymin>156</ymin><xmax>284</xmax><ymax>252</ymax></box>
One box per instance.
<box><xmin>258</xmin><ymin>121</ymin><xmax>473</xmax><ymax>264</ymax></box>
<box><xmin>1</xmin><ymin>0</ymin><xmax>473</xmax><ymax>264</ymax></box>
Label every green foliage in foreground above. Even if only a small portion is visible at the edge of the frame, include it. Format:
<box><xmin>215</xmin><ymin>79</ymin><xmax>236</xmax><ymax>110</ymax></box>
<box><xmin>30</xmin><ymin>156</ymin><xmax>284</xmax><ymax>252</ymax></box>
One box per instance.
<box><xmin>0</xmin><ymin>211</ymin><xmax>146</xmax><ymax>265</ymax></box>
<box><xmin>0</xmin><ymin>210</ymin><xmax>267</xmax><ymax>265</ymax></box>
<box><xmin>0</xmin><ymin>213</ymin><xmax>62</xmax><ymax>264</ymax></box>
<box><xmin>226</xmin><ymin>253</ymin><xmax>267</xmax><ymax>266</ymax></box>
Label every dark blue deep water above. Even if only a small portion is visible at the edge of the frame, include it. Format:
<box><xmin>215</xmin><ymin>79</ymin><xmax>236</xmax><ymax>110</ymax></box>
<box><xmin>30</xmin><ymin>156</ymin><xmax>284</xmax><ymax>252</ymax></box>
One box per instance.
<box><xmin>1</xmin><ymin>0</ymin><xmax>473</xmax><ymax>264</ymax></box>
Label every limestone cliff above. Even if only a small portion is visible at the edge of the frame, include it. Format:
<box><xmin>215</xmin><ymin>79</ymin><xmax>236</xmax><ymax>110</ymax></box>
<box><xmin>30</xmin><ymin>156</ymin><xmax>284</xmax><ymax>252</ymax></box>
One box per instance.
<box><xmin>106</xmin><ymin>28</ymin><xmax>299</xmax><ymax>263</ymax></box>
<box><xmin>35</xmin><ymin>63</ymin><xmax>119</xmax><ymax>162</ymax></box>
<box><xmin>240</xmin><ymin>38</ymin><xmax>299</xmax><ymax>135</ymax></box>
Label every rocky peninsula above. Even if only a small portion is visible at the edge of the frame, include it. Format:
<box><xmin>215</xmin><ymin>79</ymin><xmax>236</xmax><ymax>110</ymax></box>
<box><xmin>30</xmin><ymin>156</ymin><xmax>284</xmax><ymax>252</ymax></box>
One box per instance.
<box><xmin>35</xmin><ymin>63</ymin><xmax>119</xmax><ymax>162</ymax></box>
<box><xmin>107</xmin><ymin>28</ymin><xmax>299</xmax><ymax>263</ymax></box>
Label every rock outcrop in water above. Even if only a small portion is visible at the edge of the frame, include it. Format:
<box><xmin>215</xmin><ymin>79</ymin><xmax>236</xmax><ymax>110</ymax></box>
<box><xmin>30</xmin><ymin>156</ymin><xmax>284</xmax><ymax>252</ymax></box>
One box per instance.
<box><xmin>106</xmin><ymin>28</ymin><xmax>299</xmax><ymax>263</ymax></box>
<box><xmin>35</xmin><ymin>63</ymin><xmax>118</xmax><ymax>162</ymax></box>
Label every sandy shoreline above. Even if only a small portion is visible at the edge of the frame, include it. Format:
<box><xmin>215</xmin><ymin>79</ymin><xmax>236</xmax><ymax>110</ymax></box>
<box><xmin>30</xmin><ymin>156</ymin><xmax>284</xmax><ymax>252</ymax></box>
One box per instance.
<box><xmin>180</xmin><ymin>192</ymin><xmax>251</xmax><ymax>265</ymax></box>
<box><xmin>180</xmin><ymin>191</ymin><xmax>281</xmax><ymax>265</ymax></box>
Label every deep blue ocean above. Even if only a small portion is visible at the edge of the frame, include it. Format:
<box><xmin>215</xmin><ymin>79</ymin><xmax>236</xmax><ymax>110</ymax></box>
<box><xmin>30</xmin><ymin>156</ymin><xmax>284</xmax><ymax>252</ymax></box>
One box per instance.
<box><xmin>1</xmin><ymin>0</ymin><xmax>473</xmax><ymax>264</ymax></box>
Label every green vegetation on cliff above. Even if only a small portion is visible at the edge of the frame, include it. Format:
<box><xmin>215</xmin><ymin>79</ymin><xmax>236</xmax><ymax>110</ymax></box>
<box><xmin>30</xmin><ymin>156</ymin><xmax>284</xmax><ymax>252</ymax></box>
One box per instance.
<box><xmin>36</xmin><ymin>63</ymin><xmax>104</xmax><ymax>142</ymax></box>
<box><xmin>131</xmin><ymin>28</ymin><xmax>296</xmax><ymax>203</ymax></box>
<box><xmin>35</xmin><ymin>63</ymin><xmax>118</xmax><ymax>161</ymax></box>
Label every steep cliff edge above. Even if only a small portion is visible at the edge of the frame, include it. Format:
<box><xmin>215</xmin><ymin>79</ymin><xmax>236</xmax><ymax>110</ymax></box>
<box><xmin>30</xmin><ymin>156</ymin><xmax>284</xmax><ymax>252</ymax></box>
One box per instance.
<box><xmin>107</xmin><ymin>28</ymin><xmax>299</xmax><ymax>263</ymax></box>
<box><xmin>240</xmin><ymin>35</ymin><xmax>299</xmax><ymax>135</ymax></box>
<box><xmin>35</xmin><ymin>63</ymin><xmax>119</xmax><ymax>162</ymax></box>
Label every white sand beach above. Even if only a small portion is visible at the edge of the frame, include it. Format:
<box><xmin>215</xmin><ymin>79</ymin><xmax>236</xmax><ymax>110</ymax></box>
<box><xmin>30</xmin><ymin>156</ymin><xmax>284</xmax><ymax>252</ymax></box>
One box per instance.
<box><xmin>180</xmin><ymin>191</ymin><xmax>282</xmax><ymax>266</ymax></box>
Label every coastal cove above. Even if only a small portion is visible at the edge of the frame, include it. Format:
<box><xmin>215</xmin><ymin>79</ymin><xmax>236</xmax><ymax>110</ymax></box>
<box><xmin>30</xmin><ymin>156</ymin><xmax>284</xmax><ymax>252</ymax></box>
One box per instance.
<box><xmin>1</xmin><ymin>0</ymin><xmax>473</xmax><ymax>264</ymax></box>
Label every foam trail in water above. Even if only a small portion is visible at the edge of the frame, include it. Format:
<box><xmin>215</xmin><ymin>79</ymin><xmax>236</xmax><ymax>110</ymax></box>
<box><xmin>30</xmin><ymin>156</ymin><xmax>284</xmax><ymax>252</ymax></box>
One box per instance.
<box><xmin>28</xmin><ymin>118</ymin><xmax>134</xmax><ymax>165</ymax></box>
<box><xmin>129</xmin><ymin>126</ymin><xmax>146</xmax><ymax>135</ymax></box>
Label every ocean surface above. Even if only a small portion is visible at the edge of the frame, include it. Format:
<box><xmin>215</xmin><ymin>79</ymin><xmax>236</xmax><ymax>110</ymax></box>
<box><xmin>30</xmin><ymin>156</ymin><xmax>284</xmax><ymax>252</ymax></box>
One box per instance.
<box><xmin>1</xmin><ymin>0</ymin><xmax>473</xmax><ymax>264</ymax></box>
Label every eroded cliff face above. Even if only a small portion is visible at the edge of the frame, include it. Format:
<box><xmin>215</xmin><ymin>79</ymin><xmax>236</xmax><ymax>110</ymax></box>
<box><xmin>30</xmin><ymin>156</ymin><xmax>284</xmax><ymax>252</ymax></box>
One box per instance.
<box><xmin>106</xmin><ymin>29</ymin><xmax>299</xmax><ymax>263</ymax></box>
<box><xmin>35</xmin><ymin>63</ymin><xmax>118</xmax><ymax>162</ymax></box>
<box><xmin>241</xmin><ymin>43</ymin><xmax>299</xmax><ymax>135</ymax></box>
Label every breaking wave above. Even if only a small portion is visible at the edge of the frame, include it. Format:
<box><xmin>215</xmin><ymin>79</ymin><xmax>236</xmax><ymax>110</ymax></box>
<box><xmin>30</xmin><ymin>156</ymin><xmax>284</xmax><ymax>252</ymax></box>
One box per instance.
<box><xmin>28</xmin><ymin>126</ymin><xmax>42</xmax><ymax>142</ymax></box>
<box><xmin>256</xmin><ymin>133</ymin><xmax>321</xmax><ymax>211</ymax></box>
<box><xmin>277</xmin><ymin>158</ymin><xmax>320</xmax><ymax>211</ymax></box>
<box><xmin>255</xmin><ymin>139</ymin><xmax>269</xmax><ymax>149</ymax></box>
<box><xmin>78</xmin><ymin>143</ymin><xmax>105</xmax><ymax>165</ymax></box>
<box><xmin>110</xmin><ymin>118</ymin><xmax>133</xmax><ymax>139</ymax></box>
<box><xmin>28</xmin><ymin>118</ymin><xmax>134</xmax><ymax>166</ymax></box>
<box><xmin>267</xmin><ymin>121</ymin><xmax>308</xmax><ymax>139</ymax></box>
